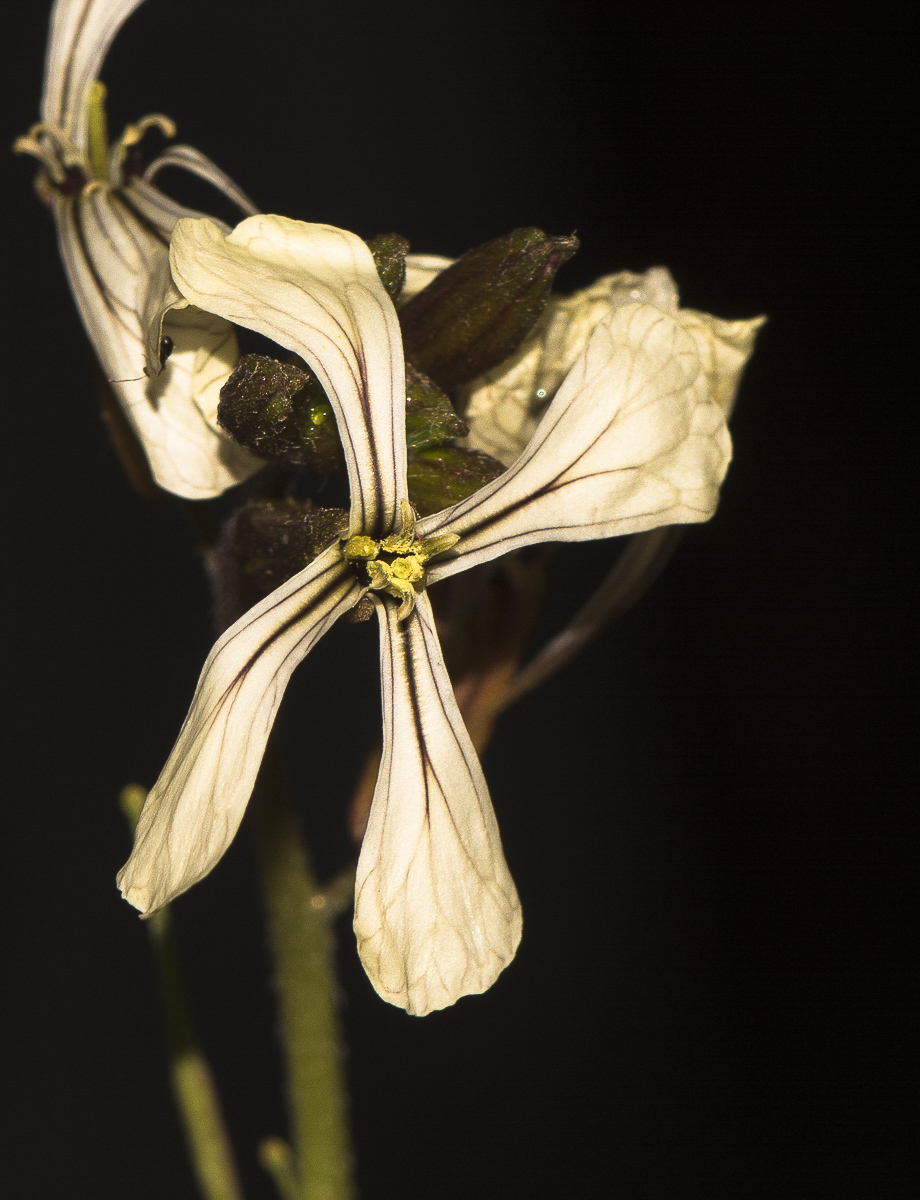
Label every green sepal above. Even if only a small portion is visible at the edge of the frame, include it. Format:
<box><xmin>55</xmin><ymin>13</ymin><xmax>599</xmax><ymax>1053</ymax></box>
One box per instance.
<box><xmin>405</xmin><ymin>361</ymin><xmax>468</xmax><ymax>450</ymax></box>
<box><xmin>366</xmin><ymin>233</ymin><xmax>410</xmax><ymax>301</ymax></box>
<box><xmin>407</xmin><ymin>445</ymin><xmax>506</xmax><ymax>516</ymax></box>
<box><xmin>217</xmin><ymin>354</ymin><xmax>346</xmax><ymax>474</ymax></box>
<box><xmin>398</xmin><ymin>226</ymin><xmax>579</xmax><ymax>392</ymax></box>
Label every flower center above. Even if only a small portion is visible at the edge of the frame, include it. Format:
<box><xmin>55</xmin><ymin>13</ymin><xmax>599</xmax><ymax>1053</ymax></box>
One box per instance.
<box><xmin>341</xmin><ymin>500</ymin><xmax>458</xmax><ymax>620</ymax></box>
<box><xmin>14</xmin><ymin>80</ymin><xmax>176</xmax><ymax>194</ymax></box>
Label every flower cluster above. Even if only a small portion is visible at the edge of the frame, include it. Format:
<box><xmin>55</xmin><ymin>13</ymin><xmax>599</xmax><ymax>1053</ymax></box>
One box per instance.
<box><xmin>21</xmin><ymin>0</ymin><xmax>764</xmax><ymax>1015</ymax></box>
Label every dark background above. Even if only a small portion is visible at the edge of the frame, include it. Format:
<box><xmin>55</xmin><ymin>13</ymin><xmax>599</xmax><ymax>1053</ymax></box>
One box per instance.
<box><xmin>4</xmin><ymin>2</ymin><xmax>915</xmax><ymax>1197</ymax></box>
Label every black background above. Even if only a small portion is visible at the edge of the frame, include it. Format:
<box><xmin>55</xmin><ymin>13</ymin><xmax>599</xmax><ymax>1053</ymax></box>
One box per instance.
<box><xmin>4</xmin><ymin>2</ymin><xmax>915</xmax><ymax>1197</ymax></box>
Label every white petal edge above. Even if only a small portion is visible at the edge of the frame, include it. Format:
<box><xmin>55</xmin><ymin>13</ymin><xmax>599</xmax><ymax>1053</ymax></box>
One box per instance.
<box><xmin>678</xmin><ymin>310</ymin><xmax>767</xmax><ymax>418</ymax></box>
<box><xmin>42</xmin><ymin>0</ymin><xmax>145</xmax><ymax>147</ymax></box>
<box><xmin>461</xmin><ymin>266</ymin><xmax>681</xmax><ymax>466</ymax></box>
<box><xmin>118</xmin><ymin>544</ymin><xmax>360</xmax><ymax>914</ymax></box>
<box><xmin>421</xmin><ymin>302</ymin><xmax>735</xmax><ymax>581</ymax></box>
<box><xmin>354</xmin><ymin>592</ymin><xmax>522</xmax><ymax>1016</ymax></box>
<box><xmin>169</xmin><ymin>215</ymin><xmax>407</xmax><ymax>538</ymax></box>
<box><xmin>54</xmin><ymin>187</ymin><xmax>261</xmax><ymax>497</ymax></box>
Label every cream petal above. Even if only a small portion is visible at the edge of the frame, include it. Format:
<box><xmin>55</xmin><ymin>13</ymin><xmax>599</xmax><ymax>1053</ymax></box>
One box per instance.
<box><xmin>421</xmin><ymin>302</ymin><xmax>734</xmax><ymax>581</ymax></box>
<box><xmin>170</xmin><ymin>215</ymin><xmax>407</xmax><ymax>538</ymax></box>
<box><xmin>400</xmin><ymin>253</ymin><xmax>453</xmax><ymax>303</ymax></box>
<box><xmin>143</xmin><ymin>144</ymin><xmax>259</xmax><ymax>217</ymax></box>
<box><xmin>121</xmin><ymin>175</ymin><xmax>222</xmax><ymax>235</ymax></box>
<box><xmin>354</xmin><ymin>593</ymin><xmax>522</xmax><ymax>1016</ymax></box>
<box><xmin>54</xmin><ymin>187</ymin><xmax>261</xmax><ymax>497</ymax></box>
<box><xmin>678</xmin><ymin>310</ymin><xmax>767</xmax><ymax>418</ymax></box>
<box><xmin>461</xmin><ymin>267</ymin><xmax>680</xmax><ymax>467</ymax></box>
<box><xmin>118</xmin><ymin>544</ymin><xmax>361</xmax><ymax>915</ymax></box>
<box><xmin>42</xmin><ymin>0</ymin><xmax>145</xmax><ymax>147</ymax></box>
<box><xmin>151</xmin><ymin>305</ymin><xmax>246</xmax><ymax>439</ymax></box>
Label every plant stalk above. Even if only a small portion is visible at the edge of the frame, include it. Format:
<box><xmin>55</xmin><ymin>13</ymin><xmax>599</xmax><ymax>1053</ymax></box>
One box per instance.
<box><xmin>252</xmin><ymin>741</ymin><xmax>354</xmax><ymax>1200</ymax></box>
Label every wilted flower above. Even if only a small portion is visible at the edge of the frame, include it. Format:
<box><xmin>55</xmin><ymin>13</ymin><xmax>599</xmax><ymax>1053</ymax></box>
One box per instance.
<box><xmin>117</xmin><ymin>212</ymin><xmax>759</xmax><ymax>1015</ymax></box>
<box><xmin>461</xmin><ymin>267</ymin><xmax>766</xmax><ymax>466</ymax></box>
<box><xmin>14</xmin><ymin>0</ymin><xmax>262</xmax><ymax>497</ymax></box>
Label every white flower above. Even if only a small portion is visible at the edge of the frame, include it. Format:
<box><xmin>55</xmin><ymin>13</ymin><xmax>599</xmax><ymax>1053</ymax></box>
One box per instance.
<box><xmin>460</xmin><ymin>267</ymin><xmax>765</xmax><ymax>466</ymax></box>
<box><xmin>14</xmin><ymin>0</ymin><xmax>263</xmax><ymax>498</ymax></box>
<box><xmin>117</xmin><ymin>213</ymin><xmax>755</xmax><ymax>1015</ymax></box>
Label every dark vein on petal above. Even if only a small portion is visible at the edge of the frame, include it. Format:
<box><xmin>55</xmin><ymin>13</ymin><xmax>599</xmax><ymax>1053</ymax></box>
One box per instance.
<box><xmin>115</xmin><ymin>189</ymin><xmax>171</xmax><ymax>247</ymax></box>
<box><xmin>59</xmin><ymin>1</ymin><xmax>93</xmax><ymax>134</ymax></box>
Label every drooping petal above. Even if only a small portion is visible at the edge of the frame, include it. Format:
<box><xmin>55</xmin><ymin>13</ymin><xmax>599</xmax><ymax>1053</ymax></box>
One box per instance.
<box><xmin>42</xmin><ymin>0</ymin><xmax>145</xmax><ymax>147</ymax></box>
<box><xmin>169</xmin><ymin>215</ymin><xmax>407</xmax><ymax>538</ymax></box>
<box><xmin>420</xmin><ymin>302</ymin><xmax>737</xmax><ymax>581</ymax></box>
<box><xmin>118</xmin><ymin>544</ymin><xmax>361</xmax><ymax>915</ymax></box>
<box><xmin>354</xmin><ymin>592</ymin><xmax>522</xmax><ymax>1016</ymax></box>
<box><xmin>54</xmin><ymin>184</ymin><xmax>262</xmax><ymax>497</ymax></box>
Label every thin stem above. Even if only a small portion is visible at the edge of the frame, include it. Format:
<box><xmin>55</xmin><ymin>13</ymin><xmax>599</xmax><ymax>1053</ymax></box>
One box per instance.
<box><xmin>150</xmin><ymin>910</ymin><xmax>247</xmax><ymax>1200</ymax></box>
<box><xmin>499</xmin><ymin>527</ymin><xmax>683</xmax><ymax>711</ymax></box>
<box><xmin>252</xmin><ymin>740</ymin><xmax>355</xmax><ymax>1200</ymax></box>
<box><xmin>120</xmin><ymin>787</ymin><xmax>245</xmax><ymax>1200</ymax></box>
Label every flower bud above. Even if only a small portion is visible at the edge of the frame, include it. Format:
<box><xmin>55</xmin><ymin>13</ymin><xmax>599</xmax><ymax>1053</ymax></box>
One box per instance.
<box><xmin>366</xmin><ymin>233</ymin><xmax>411</xmax><ymax>300</ymax></box>
<box><xmin>218</xmin><ymin>498</ymin><xmax>350</xmax><ymax>625</ymax></box>
<box><xmin>217</xmin><ymin>354</ymin><xmax>345</xmax><ymax>474</ymax></box>
<box><xmin>399</xmin><ymin>227</ymin><xmax>579</xmax><ymax>392</ymax></box>
<box><xmin>405</xmin><ymin>361</ymin><xmax>468</xmax><ymax>449</ymax></box>
<box><xmin>407</xmin><ymin>444</ymin><xmax>505</xmax><ymax>516</ymax></box>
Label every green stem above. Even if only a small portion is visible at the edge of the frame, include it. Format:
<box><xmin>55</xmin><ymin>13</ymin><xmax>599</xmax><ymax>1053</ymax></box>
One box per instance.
<box><xmin>149</xmin><ymin>910</ymin><xmax>247</xmax><ymax>1200</ymax></box>
<box><xmin>121</xmin><ymin>786</ymin><xmax>245</xmax><ymax>1200</ymax></box>
<box><xmin>252</xmin><ymin>741</ymin><xmax>355</xmax><ymax>1200</ymax></box>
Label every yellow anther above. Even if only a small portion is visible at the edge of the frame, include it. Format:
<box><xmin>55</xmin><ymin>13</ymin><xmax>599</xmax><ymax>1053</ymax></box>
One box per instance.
<box><xmin>390</xmin><ymin>555</ymin><xmax>425</xmax><ymax>584</ymax></box>
<box><xmin>381</xmin><ymin>498</ymin><xmax>417</xmax><ymax>554</ymax></box>
<box><xmin>341</xmin><ymin>503</ymin><xmax>459</xmax><ymax>621</ymax></box>
<box><xmin>415</xmin><ymin>532</ymin><xmax>460</xmax><ymax>564</ymax></box>
<box><xmin>342</xmin><ymin>535</ymin><xmax>379</xmax><ymax>562</ymax></box>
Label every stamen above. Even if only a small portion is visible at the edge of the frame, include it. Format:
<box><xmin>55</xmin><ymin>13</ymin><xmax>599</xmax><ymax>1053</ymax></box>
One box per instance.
<box><xmin>380</xmin><ymin>498</ymin><xmax>418</xmax><ymax>554</ymax></box>
<box><xmin>340</xmin><ymin>501</ymin><xmax>460</xmax><ymax>620</ymax></box>
<box><xmin>12</xmin><ymin>122</ymin><xmax>82</xmax><ymax>184</ymax></box>
<box><xmin>110</xmin><ymin>113</ymin><xmax>177</xmax><ymax>183</ymax></box>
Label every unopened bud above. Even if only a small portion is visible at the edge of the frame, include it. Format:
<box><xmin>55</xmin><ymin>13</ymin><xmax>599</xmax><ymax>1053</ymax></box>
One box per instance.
<box><xmin>217</xmin><ymin>354</ymin><xmax>345</xmax><ymax>474</ymax></box>
<box><xmin>405</xmin><ymin>361</ymin><xmax>468</xmax><ymax>449</ymax></box>
<box><xmin>399</xmin><ymin>227</ymin><xmax>579</xmax><ymax>392</ymax></box>
<box><xmin>407</xmin><ymin>444</ymin><xmax>505</xmax><ymax>516</ymax></box>
<box><xmin>228</xmin><ymin>499</ymin><xmax>349</xmax><ymax>604</ymax></box>
<box><xmin>366</xmin><ymin>232</ymin><xmax>410</xmax><ymax>301</ymax></box>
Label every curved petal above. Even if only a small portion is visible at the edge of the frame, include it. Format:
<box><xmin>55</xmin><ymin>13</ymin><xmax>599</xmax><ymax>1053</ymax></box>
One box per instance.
<box><xmin>144</xmin><ymin>144</ymin><xmax>259</xmax><ymax>217</ymax></box>
<box><xmin>118</xmin><ymin>544</ymin><xmax>361</xmax><ymax>915</ymax></box>
<box><xmin>354</xmin><ymin>592</ymin><xmax>522</xmax><ymax>1015</ymax></box>
<box><xmin>121</xmin><ymin>174</ymin><xmax>225</xmax><ymax>236</ymax></box>
<box><xmin>420</xmin><ymin>302</ymin><xmax>733</xmax><ymax>582</ymax></box>
<box><xmin>54</xmin><ymin>186</ymin><xmax>261</xmax><ymax>497</ymax></box>
<box><xmin>461</xmin><ymin>267</ymin><xmax>680</xmax><ymax>466</ymax></box>
<box><xmin>42</xmin><ymin>0</ymin><xmax>145</xmax><ymax>146</ymax></box>
<box><xmin>169</xmin><ymin>216</ymin><xmax>407</xmax><ymax>537</ymax></box>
